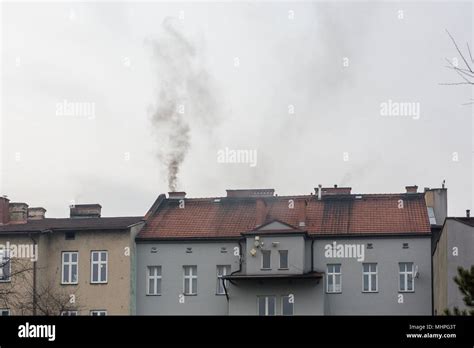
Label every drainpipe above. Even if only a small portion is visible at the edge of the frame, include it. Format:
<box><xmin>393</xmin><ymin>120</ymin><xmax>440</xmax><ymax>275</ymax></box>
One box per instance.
<box><xmin>224</xmin><ymin>239</ymin><xmax>244</xmax><ymax>298</ymax></box>
<box><xmin>311</xmin><ymin>239</ymin><xmax>315</xmax><ymax>273</ymax></box>
<box><xmin>28</xmin><ymin>233</ymin><xmax>38</xmax><ymax>315</ymax></box>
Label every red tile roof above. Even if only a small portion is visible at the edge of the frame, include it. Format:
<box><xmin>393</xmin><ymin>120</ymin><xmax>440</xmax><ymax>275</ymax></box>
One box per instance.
<box><xmin>137</xmin><ymin>192</ymin><xmax>431</xmax><ymax>240</ymax></box>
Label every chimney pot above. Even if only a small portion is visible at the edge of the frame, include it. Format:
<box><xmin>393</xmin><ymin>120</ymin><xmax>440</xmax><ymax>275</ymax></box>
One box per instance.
<box><xmin>467</xmin><ymin>209</ymin><xmax>471</xmax><ymax>218</ymax></box>
<box><xmin>406</xmin><ymin>185</ymin><xmax>418</xmax><ymax>193</ymax></box>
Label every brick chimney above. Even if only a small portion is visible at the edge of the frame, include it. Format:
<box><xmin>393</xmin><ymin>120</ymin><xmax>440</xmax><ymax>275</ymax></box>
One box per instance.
<box><xmin>227</xmin><ymin>189</ymin><xmax>275</xmax><ymax>198</ymax></box>
<box><xmin>297</xmin><ymin>199</ymin><xmax>307</xmax><ymax>228</ymax></box>
<box><xmin>28</xmin><ymin>207</ymin><xmax>46</xmax><ymax>220</ymax></box>
<box><xmin>255</xmin><ymin>198</ymin><xmax>268</xmax><ymax>227</ymax></box>
<box><xmin>9</xmin><ymin>202</ymin><xmax>28</xmax><ymax>223</ymax></box>
<box><xmin>0</xmin><ymin>196</ymin><xmax>10</xmax><ymax>225</ymax></box>
<box><xmin>168</xmin><ymin>192</ymin><xmax>186</xmax><ymax>200</ymax></box>
<box><xmin>70</xmin><ymin>204</ymin><xmax>101</xmax><ymax>218</ymax></box>
<box><xmin>406</xmin><ymin>185</ymin><xmax>418</xmax><ymax>193</ymax></box>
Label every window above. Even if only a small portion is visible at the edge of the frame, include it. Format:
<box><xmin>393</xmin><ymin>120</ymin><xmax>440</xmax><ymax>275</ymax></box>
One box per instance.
<box><xmin>90</xmin><ymin>310</ymin><xmax>107</xmax><ymax>316</ymax></box>
<box><xmin>60</xmin><ymin>311</ymin><xmax>78</xmax><ymax>316</ymax></box>
<box><xmin>0</xmin><ymin>249</ymin><xmax>11</xmax><ymax>282</ymax></box>
<box><xmin>257</xmin><ymin>296</ymin><xmax>276</xmax><ymax>316</ymax></box>
<box><xmin>281</xmin><ymin>295</ymin><xmax>294</xmax><ymax>316</ymax></box>
<box><xmin>65</xmin><ymin>231</ymin><xmax>75</xmax><ymax>240</ymax></box>
<box><xmin>362</xmin><ymin>263</ymin><xmax>378</xmax><ymax>292</ymax></box>
<box><xmin>147</xmin><ymin>266</ymin><xmax>162</xmax><ymax>295</ymax></box>
<box><xmin>279</xmin><ymin>250</ymin><xmax>289</xmax><ymax>269</ymax></box>
<box><xmin>91</xmin><ymin>251</ymin><xmax>108</xmax><ymax>284</ymax></box>
<box><xmin>327</xmin><ymin>264</ymin><xmax>342</xmax><ymax>293</ymax></box>
<box><xmin>216</xmin><ymin>265</ymin><xmax>231</xmax><ymax>295</ymax></box>
<box><xmin>261</xmin><ymin>250</ymin><xmax>271</xmax><ymax>270</ymax></box>
<box><xmin>0</xmin><ymin>309</ymin><xmax>10</xmax><ymax>316</ymax></box>
<box><xmin>399</xmin><ymin>262</ymin><xmax>414</xmax><ymax>292</ymax></box>
<box><xmin>183</xmin><ymin>266</ymin><xmax>197</xmax><ymax>295</ymax></box>
<box><xmin>61</xmin><ymin>252</ymin><xmax>78</xmax><ymax>284</ymax></box>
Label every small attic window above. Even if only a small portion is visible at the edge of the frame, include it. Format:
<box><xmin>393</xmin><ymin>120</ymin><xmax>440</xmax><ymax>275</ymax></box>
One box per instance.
<box><xmin>186</xmin><ymin>247</ymin><xmax>193</xmax><ymax>253</ymax></box>
<box><xmin>403</xmin><ymin>243</ymin><xmax>409</xmax><ymax>249</ymax></box>
<box><xmin>220</xmin><ymin>247</ymin><xmax>227</xmax><ymax>253</ymax></box>
<box><xmin>367</xmin><ymin>243</ymin><xmax>373</xmax><ymax>249</ymax></box>
<box><xmin>151</xmin><ymin>247</ymin><xmax>158</xmax><ymax>253</ymax></box>
<box><xmin>427</xmin><ymin>207</ymin><xmax>437</xmax><ymax>224</ymax></box>
<box><xmin>65</xmin><ymin>232</ymin><xmax>75</xmax><ymax>240</ymax></box>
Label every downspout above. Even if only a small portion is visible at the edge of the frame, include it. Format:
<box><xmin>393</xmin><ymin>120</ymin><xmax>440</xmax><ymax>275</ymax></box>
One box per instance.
<box><xmin>311</xmin><ymin>238</ymin><xmax>315</xmax><ymax>273</ymax></box>
<box><xmin>28</xmin><ymin>233</ymin><xmax>38</xmax><ymax>315</ymax></box>
<box><xmin>224</xmin><ymin>239</ymin><xmax>244</xmax><ymax>300</ymax></box>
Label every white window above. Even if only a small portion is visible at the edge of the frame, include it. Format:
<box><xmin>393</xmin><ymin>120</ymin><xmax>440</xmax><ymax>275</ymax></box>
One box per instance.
<box><xmin>399</xmin><ymin>262</ymin><xmax>414</xmax><ymax>292</ymax></box>
<box><xmin>279</xmin><ymin>250</ymin><xmax>289</xmax><ymax>269</ymax></box>
<box><xmin>61</xmin><ymin>252</ymin><xmax>78</xmax><ymax>284</ymax></box>
<box><xmin>261</xmin><ymin>250</ymin><xmax>271</xmax><ymax>270</ymax></box>
<box><xmin>258</xmin><ymin>296</ymin><xmax>276</xmax><ymax>316</ymax></box>
<box><xmin>91</xmin><ymin>251</ymin><xmax>108</xmax><ymax>284</ymax></box>
<box><xmin>281</xmin><ymin>295</ymin><xmax>294</xmax><ymax>316</ymax></box>
<box><xmin>362</xmin><ymin>263</ymin><xmax>378</xmax><ymax>292</ymax></box>
<box><xmin>0</xmin><ymin>249</ymin><xmax>11</xmax><ymax>282</ymax></box>
<box><xmin>183</xmin><ymin>266</ymin><xmax>197</xmax><ymax>295</ymax></box>
<box><xmin>90</xmin><ymin>310</ymin><xmax>107</xmax><ymax>316</ymax></box>
<box><xmin>216</xmin><ymin>265</ymin><xmax>231</xmax><ymax>295</ymax></box>
<box><xmin>147</xmin><ymin>266</ymin><xmax>162</xmax><ymax>295</ymax></box>
<box><xmin>0</xmin><ymin>309</ymin><xmax>10</xmax><ymax>316</ymax></box>
<box><xmin>327</xmin><ymin>264</ymin><xmax>342</xmax><ymax>293</ymax></box>
<box><xmin>60</xmin><ymin>311</ymin><xmax>78</xmax><ymax>316</ymax></box>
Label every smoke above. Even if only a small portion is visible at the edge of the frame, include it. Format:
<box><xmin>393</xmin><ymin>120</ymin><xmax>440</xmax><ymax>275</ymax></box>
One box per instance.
<box><xmin>148</xmin><ymin>17</ymin><xmax>218</xmax><ymax>191</ymax></box>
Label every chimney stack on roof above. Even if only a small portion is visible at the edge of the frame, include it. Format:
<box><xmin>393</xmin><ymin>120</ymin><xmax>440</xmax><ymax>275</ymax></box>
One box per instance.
<box><xmin>315</xmin><ymin>185</ymin><xmax>351</xmax><ymax>198</ymax></box>
<box><xmin>28</xmin><ymin>207</ymin><xmax>46</xmax><ymax>220</ymax></box>
<box><xmin>70</xmin><ymin>204</ymin><xmax>102</xmax><ymax>218</ymax></box>
<box><xmin>168</xmin><ymin>192</ymin><xmax>187</xmax><ymax>200</ymax></box>
<box><xmin>0</xmin><ymin>196</ymin><xmax>10</xmax><ymax>225</ymax></box>
<box><xmin>226</xmin><ymin>189</ymin><xmax>275</xmax><ymax>198</ymax></box>
<box><xmin>9</xmin><ymin>202</ymin><xmax>28</xmax><ymax>224</ymax></box>
<box><xmin>467</xmin><ymin>209</ymin><xmax>471</xmax><ymax>218</ymax></box>
<box><xmin>406</xmin><ymin>185</ymin><xmax>418</xmax><ymax>193</ymax></box>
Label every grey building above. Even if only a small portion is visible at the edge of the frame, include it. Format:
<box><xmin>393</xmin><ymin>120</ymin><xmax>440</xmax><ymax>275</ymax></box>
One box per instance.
<box><xmin>136</xmin><ymin>186</ymin><xmax>433</xmax><ymax>315</ymax></box>
<box><xmin>433</xmin><ymin>214</ymin><xmax>474</xmax><ymax>315</ymax></box>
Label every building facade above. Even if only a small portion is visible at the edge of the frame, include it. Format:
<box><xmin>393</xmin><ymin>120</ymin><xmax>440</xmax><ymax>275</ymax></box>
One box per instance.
<box><xmin>136</xmin><ymin>186</ymin><xmax>433</xmax><ymax>315</ymax></box>
<box><xmin>0</xmin><ymin>197</ymin><xmax>143</xmax><ymax>315</ymax></box>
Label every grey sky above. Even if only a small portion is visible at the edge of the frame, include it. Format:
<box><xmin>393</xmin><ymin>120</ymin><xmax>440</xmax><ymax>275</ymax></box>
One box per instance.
<box><xmin>1</xmin><ymin>1</ymin><xmax>472</xmax><ymax>218</ymax></box>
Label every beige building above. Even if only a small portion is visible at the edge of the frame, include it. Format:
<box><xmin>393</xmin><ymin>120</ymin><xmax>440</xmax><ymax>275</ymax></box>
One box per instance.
<box><xmin>0</xmin><ymin>197</ymin><xmax>143</xmax><ymax>315</ymax></box>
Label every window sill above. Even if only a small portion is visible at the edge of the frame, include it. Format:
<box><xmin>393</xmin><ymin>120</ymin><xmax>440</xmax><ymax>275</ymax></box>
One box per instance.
<box><xmin>278</xmin><ymin>268</ymin><xmax>289</xmax><ymax>270</ymax></box>
<box><xmin>61</xmin><ymin>283</ymin><xmax>78</xmax><ymax>286</ymax></box>
<box><xmin>146</xmin><ymin>294</ymin><xmax>162</xmax><ymax>296</ymax></box>
<box><xmin>260</xmin><ymin>268</ymin><xmax>272</xmax><ymax>271</ymax></box>
<box><xmin>183</xmin><ymin>293</ymin><xmax>197</xmax><ymax>296</ymax></box>
<box><xmin>90</xmin><ymin>282</ymin><xmax>108</xmax><ymax>285</ymax></box>
<box><xmin>0</xmin><ymin>280</ymin><xmax>12</xmax><ymax>283</ymax></box>
<box><xmin>362</xmin><ymin>291</ymin><xmax>379</xmax><ymax>293</ymax></box>
<box><xmin>398</xmin><ymin>290</ymin><xmax>415</xmax><ymax>293</ymax></box>
<box><xmin>215</xmin><ymin>293</ymin><xmax>226</xmax><ymax>296</ymax></box>
<box><xmin>326</xmin><ymin>291</ymin><xmax>342</xmax><ymax>294</ymax></box>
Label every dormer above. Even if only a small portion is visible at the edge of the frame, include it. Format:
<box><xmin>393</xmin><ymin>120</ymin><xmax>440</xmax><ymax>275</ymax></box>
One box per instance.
<box><xmin>241</xmin><ymin>220</ymin><xmax>309</xmax><ymax>275</ymax></box>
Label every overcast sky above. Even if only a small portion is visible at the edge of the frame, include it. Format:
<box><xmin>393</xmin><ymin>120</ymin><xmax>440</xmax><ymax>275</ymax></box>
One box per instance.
<box><xmin>1</xmin><ymin>1</ymin><xmax>472</xmax><ymax>218</ymax></box>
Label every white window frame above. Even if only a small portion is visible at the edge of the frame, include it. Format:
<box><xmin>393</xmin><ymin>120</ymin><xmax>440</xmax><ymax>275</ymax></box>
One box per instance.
<box><xmin>257</xmin><ymin>296</ymin><xmax>276</xmax><ymax>316</ymax></box>
<box><xmin>216</xmin><ymin>265</ymin><xmax>230</xmax><ymax>295</ymax></box>
<box><xmin>362</xmin><ymin>263</ymin><xmax>378</xmax><ymax>292</ymax></box>
<box><xmin>90</xmin><ymin>310</ymin><xmax>107</xmax><ymax>316</ymax></box>
<box><xmin>60</xmin><ymin>310</ymin><xmax>78</xmax><ymax>316</ymax></box>
<box><xmin>0</xmin><ymin>249</ymin><xmax>11</xmax><ymax>282</ymax></box>
<box><xmin>281</xmin><ymin>295</ymin><xmax>294</xmax><ymax>316</ymax></box>
<box><xmin>261</xmin><ymin>250</ymin><xmax>271</xmax><ymax>270</ymax></box>
<box><xmin>399</xmin><ymin>262</ymin><xmax>415</xmax><ymax>292</ymax></box>
<box><xmin>91</xmin><ymin>251</ymin><xmax>108</xmax><ymax>284</ymax></box>
<box><xmin>61</xmin><ymin>251</ymin><xmax>78</xmax><ymax>285</ymax></box>
<box><xmin>278</xmin><ymin>250</ymin><xmax>289</xmax><ymax>270</ymax></box>
<box><xmin>0</xmin><ymin>309</ymin><xmax>10</xmax><ymax>316</ymax></box>
<box><xmin>183</xmin><ymin>265</ymin><xmax>197</xmax><ymax>295</ymax></box>
<box><xmin>147</xmin><ymin>266</ymin><xmax>162</xmax><ymax>296</ymax></box>
<box><xmin>326</xmin><ymin>264</ymin><xmax>342</xmax><ymax>293</ymax></box>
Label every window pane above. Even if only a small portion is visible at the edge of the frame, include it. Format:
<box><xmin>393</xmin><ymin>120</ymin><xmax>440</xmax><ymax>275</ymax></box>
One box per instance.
<box><xmin>93</xmin><ymin>264</ymin><xmax>98</xmax><ymax>282</ymax></box>
<box><xmin>371</xmin><ymin>274</ymin><xmax>377</xmax><ymax>291</ymax></box>
<box><xmin>399</xmin><ymin>274</ymin><xmax>404</xmax><ymax>291</ymax></box>
<box><xmin>267</xmin><ymin>297</ymin><xmax>275</xmax><ymax>316</ymax></box>
<box><xmin>363</xmin><ymin>274</ymin><xmax>369</xmax><ymax>291</ymax></box>
<box><xmin>71</xmin><ymin>253</ymin><xmax>77</xmax><ymax>263</ymax></box>
<box><xmin>192</xmin><ymin>278</ymin><xmax>197</xmax><ymax>294</ymax></box>
<box><xmin>184</xmin><ymin>278</ymin><xmax>190</xmax><ymax>294</ymax></box>
<box><xmin>71</xmin><ymin>265</ymin><xmax>77</xmax><ymax>282</ymax></box>
<box><xmin>92</xmin><ymin>252</ymin><xmax>98</xmax><ymax>262</ymax></box>
<box><xmin>148</xmin><ymin>278</ymin><xmax>154</xmax><ymax>295</ymax></box>
<box><xmin>282</xmin><ymin>296</ymin><xmax>293</xmax><ymax>315</ymax></box>
<box><xmin>156</xmin><ymin>279</ymin><xmax>161</xmax><ymax>294</ymax></box>
<box><xmin>258</xmin><ymin>297</ymin><xmax>265</xmax><ymax>316</ymax></box>
<box><xmin>63</xmin><ymin>265</ymin><xmax>69</xmax><ymax>283</ymax></box>
<box><xmin>101</xmin><ymin>252</ymin><xmax>107</xmax><ymax>262</ymax></box>
<box><xmin>279</xmin><ymin>250</ymin><xmax>288</xmax><ymax>269</ymax></box>
<box><xmin>64</xmin><ymin>253</ymin><xmax>69</xmax><ymax>262</ymax></box>
<box><xmin>363</xmin><ymin>264</ymin><xmax>369</xmax><ymax>272</ymax></box>
<box><xmin>335</xmin><ymin>275</ymin><xmax>341</xmax><ymax>292</ymax></box>
<box><xmin>100</xmin><ymin>263</ymin><xmax>107</xmax><ymax>282</ymax></box>
<box><xmin>407</xmin><ymin>274</ymin><xmax>413</xmax><ymax>290</ymax></box>
<box><xmin>156</xmin><ymin>266</ymin><xmax>161</xmax><ymax>277</ymax></box>
<box><xmin>262</xmin><ymin>251</ymin><xmax>271</xmax><ymax>269</ymax></box>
